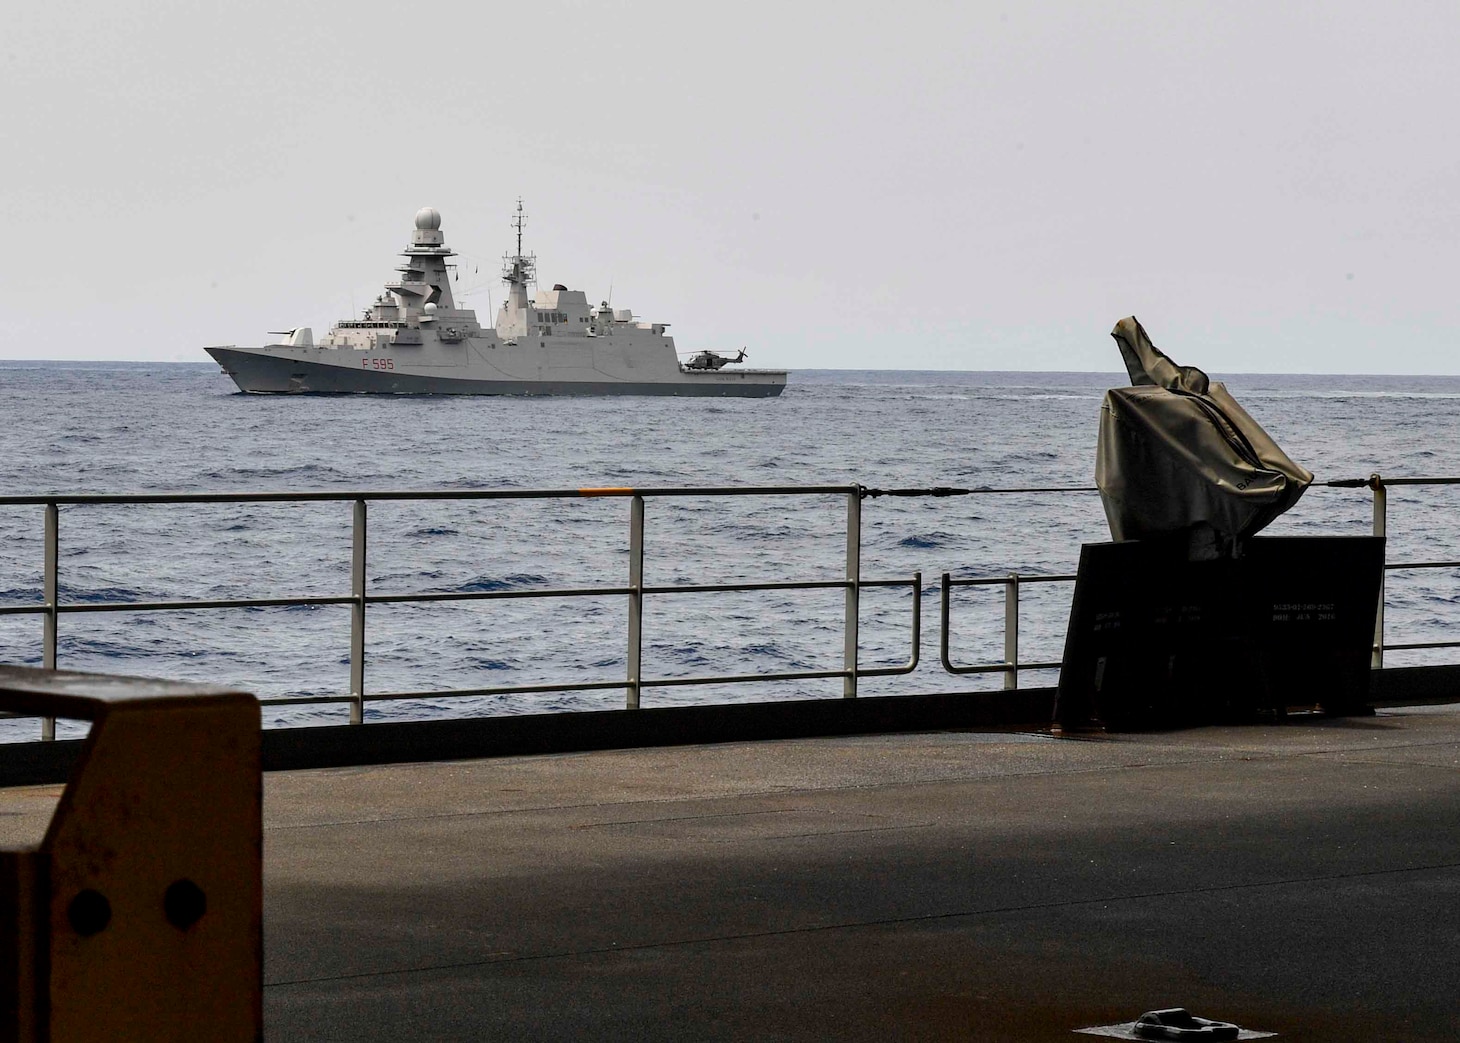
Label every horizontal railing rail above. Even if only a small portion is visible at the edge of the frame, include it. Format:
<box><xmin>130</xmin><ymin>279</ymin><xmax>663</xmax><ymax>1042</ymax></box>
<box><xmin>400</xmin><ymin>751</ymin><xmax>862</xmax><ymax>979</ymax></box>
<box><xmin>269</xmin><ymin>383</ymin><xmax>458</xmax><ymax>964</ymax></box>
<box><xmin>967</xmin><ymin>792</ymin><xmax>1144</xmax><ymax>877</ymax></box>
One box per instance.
<box><xmin>0</xmin><ymin>486</ymin><xmax>864</xmax><ymax>506</ymax></box>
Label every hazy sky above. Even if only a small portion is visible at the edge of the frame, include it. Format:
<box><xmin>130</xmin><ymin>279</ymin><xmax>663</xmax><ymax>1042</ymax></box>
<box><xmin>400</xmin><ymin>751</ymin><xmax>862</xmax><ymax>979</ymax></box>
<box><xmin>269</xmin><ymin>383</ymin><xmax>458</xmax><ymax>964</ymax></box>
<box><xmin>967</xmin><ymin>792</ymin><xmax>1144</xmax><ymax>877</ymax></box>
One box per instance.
<box><xmin>4</xmin><ymin>1</ymin><xmax>1457</xmax><ymax>372</ymax></box>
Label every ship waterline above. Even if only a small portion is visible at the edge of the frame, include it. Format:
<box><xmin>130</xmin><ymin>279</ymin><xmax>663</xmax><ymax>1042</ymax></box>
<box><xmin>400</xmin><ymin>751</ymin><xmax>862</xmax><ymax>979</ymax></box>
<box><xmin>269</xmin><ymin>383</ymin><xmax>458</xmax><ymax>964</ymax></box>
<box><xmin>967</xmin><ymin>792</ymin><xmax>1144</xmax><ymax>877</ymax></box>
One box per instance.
<box><xmin>206</xmin><ymin>204</ymin><xmax>787</xmax><ymax>397</ymax></box>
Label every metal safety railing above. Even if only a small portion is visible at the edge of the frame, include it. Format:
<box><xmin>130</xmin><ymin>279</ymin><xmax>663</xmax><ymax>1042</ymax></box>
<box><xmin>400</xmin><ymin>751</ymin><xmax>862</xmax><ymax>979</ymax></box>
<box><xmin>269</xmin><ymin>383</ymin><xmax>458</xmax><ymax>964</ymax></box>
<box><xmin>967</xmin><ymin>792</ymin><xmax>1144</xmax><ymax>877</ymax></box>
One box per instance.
<box><xmin>868</xmin><ymin>483</ymin><xmax>1098</xmax><ymax>690</ymax></box>
<box><xmin>1355</xmin><ymin>474</ymin><xmax>1460</xmax><ymax>668</ymax></box>
<box><xmin>3</xmin><ymin>475</ymin><xmax>1458</xmax><ymax>740</ymax></box>
<box><xmin>928</xmin><ymin>473</ymin><xmax>1460</xmax><ymax>685</ymax></box>
<box><xmin>939</xmin><ymin>572</ymin><xmax>1075</xmax><ymax>689</ymax></box>
<box><xmin>0</xmin><ymin>486</ymin><xmax>922</xmax><ymax>740</ymax></box>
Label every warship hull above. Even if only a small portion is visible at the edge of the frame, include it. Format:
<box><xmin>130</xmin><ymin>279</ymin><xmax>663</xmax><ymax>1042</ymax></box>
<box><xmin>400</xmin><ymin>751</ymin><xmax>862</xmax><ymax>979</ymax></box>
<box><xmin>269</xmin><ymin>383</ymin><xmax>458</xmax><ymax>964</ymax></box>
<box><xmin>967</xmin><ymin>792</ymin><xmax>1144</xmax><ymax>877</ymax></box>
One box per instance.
<box><xmin>206</xmin><ymin>346</ymin><xmax>787</xmax><ymax>397</ymax></box>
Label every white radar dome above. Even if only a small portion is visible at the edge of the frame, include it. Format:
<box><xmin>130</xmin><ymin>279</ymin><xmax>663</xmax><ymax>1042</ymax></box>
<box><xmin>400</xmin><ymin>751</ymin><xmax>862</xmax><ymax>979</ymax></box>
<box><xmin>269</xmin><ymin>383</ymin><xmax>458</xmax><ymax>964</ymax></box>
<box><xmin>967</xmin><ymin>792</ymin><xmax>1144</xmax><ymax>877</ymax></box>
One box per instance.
<box><xmin>423</xmin><ymin>302</ymin><xmax>438</xmax><ymax>313</ymax></box>
<box><xmin>414</xmin><ymin>207</ymin><xmax>442</xmax><ymax>230</ymax></box>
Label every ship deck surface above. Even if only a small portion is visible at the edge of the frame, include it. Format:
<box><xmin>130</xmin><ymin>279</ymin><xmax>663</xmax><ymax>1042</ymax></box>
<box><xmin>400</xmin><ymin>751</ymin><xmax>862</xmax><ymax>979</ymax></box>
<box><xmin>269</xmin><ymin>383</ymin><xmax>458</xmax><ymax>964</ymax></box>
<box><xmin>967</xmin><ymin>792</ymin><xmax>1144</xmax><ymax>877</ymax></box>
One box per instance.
<box><xmin>4</xmin><ymin>706</ymin><xmax>1459</xmax><ymax>1040</ymax></box>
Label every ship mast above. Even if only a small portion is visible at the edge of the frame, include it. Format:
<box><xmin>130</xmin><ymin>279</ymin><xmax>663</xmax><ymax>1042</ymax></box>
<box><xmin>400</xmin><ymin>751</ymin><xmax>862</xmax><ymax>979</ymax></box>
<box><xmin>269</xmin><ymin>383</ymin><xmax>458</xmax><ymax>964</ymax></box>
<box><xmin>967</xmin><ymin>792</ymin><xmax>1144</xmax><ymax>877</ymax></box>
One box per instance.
<box><xmin>497</xmin><ymin>198</ymin><xmax>537</xmax><ymax>336</ymax></box>
<box><xmin>502</xmin><ymin>198</ymin><xmax>536</xmax><ymax>290</ymax></box>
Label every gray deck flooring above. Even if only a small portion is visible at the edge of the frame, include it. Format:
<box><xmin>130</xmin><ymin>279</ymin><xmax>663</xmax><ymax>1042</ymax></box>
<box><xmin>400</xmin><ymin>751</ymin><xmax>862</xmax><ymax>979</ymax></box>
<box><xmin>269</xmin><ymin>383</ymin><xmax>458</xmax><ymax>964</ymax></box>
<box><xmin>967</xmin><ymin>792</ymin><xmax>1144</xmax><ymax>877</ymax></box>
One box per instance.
<box><xmin>6</xmin><ymin>706</ymin><xmax>1460</xmax><ymax>1040</ymax></box>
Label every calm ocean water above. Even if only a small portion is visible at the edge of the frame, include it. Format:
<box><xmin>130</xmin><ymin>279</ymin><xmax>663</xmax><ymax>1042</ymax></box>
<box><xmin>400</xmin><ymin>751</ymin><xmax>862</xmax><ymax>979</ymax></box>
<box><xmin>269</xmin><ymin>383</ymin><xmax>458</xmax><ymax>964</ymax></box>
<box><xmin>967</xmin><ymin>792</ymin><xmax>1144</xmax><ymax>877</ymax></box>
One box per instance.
<box><xmin>1</xmin><ymin>362</ymin><xmax>1457</xmax><ymax>738</ymax></box>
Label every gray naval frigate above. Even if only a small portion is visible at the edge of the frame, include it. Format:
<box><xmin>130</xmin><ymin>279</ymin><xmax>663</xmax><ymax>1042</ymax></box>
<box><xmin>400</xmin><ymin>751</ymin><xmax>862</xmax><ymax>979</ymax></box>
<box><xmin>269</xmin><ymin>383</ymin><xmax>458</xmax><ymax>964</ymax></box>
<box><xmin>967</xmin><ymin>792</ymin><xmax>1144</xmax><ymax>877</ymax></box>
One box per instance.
<box><xmin>206</xmin><ymin>205</ymin><xmax>787</xmax><ymax>397</ymax></box>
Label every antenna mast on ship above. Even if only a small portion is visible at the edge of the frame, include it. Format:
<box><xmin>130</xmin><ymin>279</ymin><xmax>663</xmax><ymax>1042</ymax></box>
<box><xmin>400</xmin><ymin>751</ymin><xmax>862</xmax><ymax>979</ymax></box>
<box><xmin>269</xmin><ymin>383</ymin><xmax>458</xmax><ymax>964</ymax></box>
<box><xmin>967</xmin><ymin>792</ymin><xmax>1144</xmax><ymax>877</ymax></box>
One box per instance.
<box><xmin>502</xmin><ymin>198</ymin><xmax>536</xmax><ymax>289</ymax></box>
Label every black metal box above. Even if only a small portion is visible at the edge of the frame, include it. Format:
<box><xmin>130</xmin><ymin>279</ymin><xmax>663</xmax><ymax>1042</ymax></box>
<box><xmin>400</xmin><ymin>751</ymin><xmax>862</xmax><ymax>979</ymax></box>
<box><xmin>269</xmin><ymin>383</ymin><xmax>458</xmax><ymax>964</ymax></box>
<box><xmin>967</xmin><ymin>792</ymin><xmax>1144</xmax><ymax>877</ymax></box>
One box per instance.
<box><xmin>1055</xmin><ymin>536</ymin><xmax>1384</xmax><ymax>729</ymax></box>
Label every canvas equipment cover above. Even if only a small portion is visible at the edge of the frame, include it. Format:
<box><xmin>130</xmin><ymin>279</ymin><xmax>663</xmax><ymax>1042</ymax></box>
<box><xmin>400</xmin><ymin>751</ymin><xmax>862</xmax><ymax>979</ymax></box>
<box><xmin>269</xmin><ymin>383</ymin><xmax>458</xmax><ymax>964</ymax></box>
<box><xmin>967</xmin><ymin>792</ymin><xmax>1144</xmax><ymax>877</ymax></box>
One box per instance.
<box><xmin>1096</xmin><ymin>317</ymin><xmax>1312</xmax><ymax>551</ymax></box>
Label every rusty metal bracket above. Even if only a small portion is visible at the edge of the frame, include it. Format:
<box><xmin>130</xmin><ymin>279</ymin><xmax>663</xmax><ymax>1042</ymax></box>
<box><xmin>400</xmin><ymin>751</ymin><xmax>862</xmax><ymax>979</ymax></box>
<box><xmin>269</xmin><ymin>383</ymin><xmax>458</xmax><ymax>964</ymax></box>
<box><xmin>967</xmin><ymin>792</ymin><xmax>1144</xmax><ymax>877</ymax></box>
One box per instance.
<box><xmin>0</xmin><ymin>667</ymin><xmax>260</xmax><ymax>1042</ymax></box>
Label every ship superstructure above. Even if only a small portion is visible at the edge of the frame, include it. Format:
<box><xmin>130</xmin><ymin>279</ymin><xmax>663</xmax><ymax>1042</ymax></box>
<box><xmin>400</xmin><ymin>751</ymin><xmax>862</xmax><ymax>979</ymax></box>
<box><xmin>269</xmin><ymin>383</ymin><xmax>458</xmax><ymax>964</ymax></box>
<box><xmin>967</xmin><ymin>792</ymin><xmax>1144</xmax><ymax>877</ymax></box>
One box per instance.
<box><xmin>206</xmin><ymin>205</ymin><xmax>786</xmax><ymax>397</ymax></box>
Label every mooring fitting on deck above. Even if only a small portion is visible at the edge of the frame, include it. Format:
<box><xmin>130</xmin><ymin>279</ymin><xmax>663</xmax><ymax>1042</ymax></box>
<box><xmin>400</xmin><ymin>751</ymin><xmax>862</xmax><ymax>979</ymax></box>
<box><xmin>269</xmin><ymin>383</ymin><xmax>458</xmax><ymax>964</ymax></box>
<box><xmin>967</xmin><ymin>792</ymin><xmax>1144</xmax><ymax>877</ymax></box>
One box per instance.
<box><xmin>0</xmin><ymin>666</ymin><xmax>261</xmax><ymax>1043</ymax></box>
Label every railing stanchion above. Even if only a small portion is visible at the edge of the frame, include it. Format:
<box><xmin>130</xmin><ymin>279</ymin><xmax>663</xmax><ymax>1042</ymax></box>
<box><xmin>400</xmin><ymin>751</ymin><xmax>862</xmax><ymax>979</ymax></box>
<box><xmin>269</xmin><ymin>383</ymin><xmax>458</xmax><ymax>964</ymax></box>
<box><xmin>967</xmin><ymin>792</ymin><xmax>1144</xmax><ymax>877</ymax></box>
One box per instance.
<box><xmin>627</xmin><ymin>495</ymin><xmax>645</xmax><ymax>709</ymax></box>
<box><xmin>939</xmin><ymin>573</ymin><xmax>953</xmax><ymax>672</ymax></box>
<box><xmin>1004</xmin><ymin>572</ymin><xmax>1019</xmax><ymax>690</ymax></box>
<box><xmin>349</xmin><ymin>498</ymin><xmax>367</xmax><ymax>724</ymax></box>
<box><xmin>844</xmin><ymin>489</ymin><xmax>861</xmax><ymax>697</ymax></box>
<box><xmin>41</xmin><ymin>501</ymin><xmax>58</xmax><ymax>741</ymax></box>
<box><xmin>1371</xmin><ymin>473</ymin><xmax>1386</xmax><ymax>669</ymax></box>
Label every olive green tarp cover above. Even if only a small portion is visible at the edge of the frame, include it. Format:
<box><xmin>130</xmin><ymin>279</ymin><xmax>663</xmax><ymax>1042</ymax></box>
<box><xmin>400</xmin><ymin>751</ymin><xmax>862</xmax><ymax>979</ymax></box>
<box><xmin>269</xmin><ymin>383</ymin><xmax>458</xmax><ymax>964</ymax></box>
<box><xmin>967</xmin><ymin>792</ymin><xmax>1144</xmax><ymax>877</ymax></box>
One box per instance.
<box><xmin>1096</xmin><ymin>316</ymin><xmax>1312</xmax><ymax>545</ymax></box>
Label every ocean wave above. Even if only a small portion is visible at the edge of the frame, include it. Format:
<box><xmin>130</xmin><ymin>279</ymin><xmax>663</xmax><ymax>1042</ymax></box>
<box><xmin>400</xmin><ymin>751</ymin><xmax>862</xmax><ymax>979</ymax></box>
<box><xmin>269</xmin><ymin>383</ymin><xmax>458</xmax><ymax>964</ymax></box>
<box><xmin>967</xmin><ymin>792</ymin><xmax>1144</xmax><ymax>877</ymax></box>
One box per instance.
<box><xmin>57</xmin><ymin>635</ymin><xmax>238</xmax><ymax>659</ymax></box>
<box><xmin>456</xmin><ymin>573</ymin><xmax>549</xmax><ymax>593</ymax></box>
<box><xmin>740</xmin><ymin>642</ymin><xmax>789</xmax><ymax>659</ymax></box>
<box><xmin>896</xmin><ymin>531</ymin><xmax>962</xmax><ymax>549</ymax></box>
<box><xmin>1240</xmin><ymin>390</ymin><xmax>1460</xmax><ymax>401</ymax></box>
<box><xmin>653</xmin><ymin>642</ymin><xmax>713</xmax><ymax>666</ymax></box>
<box><xmin>446</xmin><ymin>476</ymin><xmax>520</xmax><ymax>489</ymax></box>
<box><xmin>368</xmin><ymin>569</ymin><xmax>447</xmax><ymax>586</ymax></box>
<box><xmin>57</xmin><ymin>585</ymin><xmax>146</xmax><ymax>604</ymax></box>
<box><xmin>464</xmin><ymin>657</ymin><xmax>514</xmax><ymax>670</ymax></box>
<box><xmin>202</xmin><ymin>463</ymin><xmax>347</xmax><ymax>482</ymax></box>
